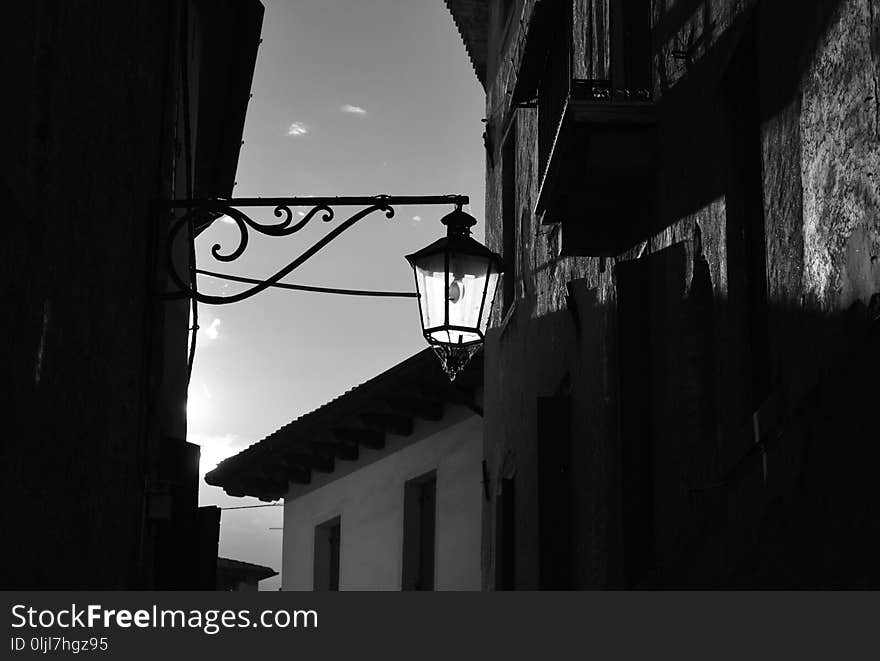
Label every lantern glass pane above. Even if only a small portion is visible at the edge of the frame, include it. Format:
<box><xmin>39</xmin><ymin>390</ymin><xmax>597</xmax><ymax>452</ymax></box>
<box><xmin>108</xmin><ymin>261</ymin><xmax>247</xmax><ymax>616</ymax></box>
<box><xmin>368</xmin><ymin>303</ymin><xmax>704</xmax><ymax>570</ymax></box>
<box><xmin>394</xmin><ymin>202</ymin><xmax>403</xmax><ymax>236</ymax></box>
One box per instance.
<box><xmin>412</xmin><ymin>247</ymin><xmax>498</xmax><ymax>346</ymax></box>
<box><xmin>413</xmin><ymin>253</ymin><xmax>447</xmax><ymax>331</ymax></box>
<box><xmin>479</xmin><ymin>268</ymin><xmax>501</xmax><ymax>334</ymax></box>
<box><xmin>446</xmin><ymin>256</ymin><xmax>485</xmax><ymax>325</ymax></box>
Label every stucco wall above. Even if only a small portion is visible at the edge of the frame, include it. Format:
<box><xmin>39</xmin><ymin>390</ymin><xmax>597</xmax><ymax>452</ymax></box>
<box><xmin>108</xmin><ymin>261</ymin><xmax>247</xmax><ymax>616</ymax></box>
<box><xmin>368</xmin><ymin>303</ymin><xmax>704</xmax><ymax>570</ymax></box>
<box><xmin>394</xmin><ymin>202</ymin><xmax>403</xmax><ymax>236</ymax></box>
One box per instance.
<box><xmin>281</xmin><ymin>407</ymin><xmax>483</xmax><ymax>590</ymax></box>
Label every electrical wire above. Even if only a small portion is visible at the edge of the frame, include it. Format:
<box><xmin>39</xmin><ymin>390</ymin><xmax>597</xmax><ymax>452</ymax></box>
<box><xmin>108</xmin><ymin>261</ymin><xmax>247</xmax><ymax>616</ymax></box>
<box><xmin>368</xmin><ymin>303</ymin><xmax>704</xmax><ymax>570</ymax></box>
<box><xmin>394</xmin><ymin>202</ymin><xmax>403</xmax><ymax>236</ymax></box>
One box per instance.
<box><xmin>220</xmin><ymin>503</ymin><xmax>283</xmax><ymax>510</ymax></box>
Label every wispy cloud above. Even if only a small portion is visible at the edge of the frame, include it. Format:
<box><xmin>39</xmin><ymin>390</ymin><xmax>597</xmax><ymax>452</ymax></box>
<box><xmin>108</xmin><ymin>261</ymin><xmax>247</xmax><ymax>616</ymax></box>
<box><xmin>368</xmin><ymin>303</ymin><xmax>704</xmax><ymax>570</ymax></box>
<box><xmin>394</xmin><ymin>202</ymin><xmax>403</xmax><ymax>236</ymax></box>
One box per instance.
<box><xmin>203</xmin><ymin>318</ymin><xmax>222</xmax><ymax>341</ymax></box>
<box><xmin>412</xmin><ymin>215</ymin><xmax>422</xmax><ymax>222</ymax></box>
<box><xmin>286</xmin><ymin>121</ymin><xmax>308</xmax><ymax>136</ymax></box>
<box><xmin>340</xmin><ymin>104</ymin><xmax>367</xmax><ymax>115</ymax></box>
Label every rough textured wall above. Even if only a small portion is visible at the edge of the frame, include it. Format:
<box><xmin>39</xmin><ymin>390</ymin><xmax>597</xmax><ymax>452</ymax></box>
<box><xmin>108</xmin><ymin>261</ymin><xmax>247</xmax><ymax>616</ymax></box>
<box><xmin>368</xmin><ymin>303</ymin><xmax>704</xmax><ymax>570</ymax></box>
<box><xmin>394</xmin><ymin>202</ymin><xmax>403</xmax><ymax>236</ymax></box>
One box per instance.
<box><xmin>795</xmin><ymin>2</ymin><xmax>880</xmax><ymax>310</ymax></box>
<box><xmin>1</xmin><ymin>0</ymin><xmax>178</xmax><ymax>588</ymax></box>
<box><xmin>483</xmin><ymin>0</ymin><xmax>625</xmax><ymax>588</ymax></box>
<box><xmin>481</xmin><ymin>0</ymin><xmax>880</xmax><ymax>588</ymax></box>
<box><xmin>647</xmin><ymin>0</ymin><xmax>880</xmax><ymax>585</ymax></box>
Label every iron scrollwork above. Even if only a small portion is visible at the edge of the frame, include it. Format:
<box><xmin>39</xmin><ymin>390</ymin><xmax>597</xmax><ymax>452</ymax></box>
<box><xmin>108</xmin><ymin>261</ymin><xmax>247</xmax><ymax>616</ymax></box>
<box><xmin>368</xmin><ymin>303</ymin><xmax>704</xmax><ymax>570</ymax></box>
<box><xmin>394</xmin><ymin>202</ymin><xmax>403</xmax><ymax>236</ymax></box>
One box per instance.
<box><xmin>162</xmin><ymin>195</ymin><xmax>468</xmax><ymax>305</ymax></box>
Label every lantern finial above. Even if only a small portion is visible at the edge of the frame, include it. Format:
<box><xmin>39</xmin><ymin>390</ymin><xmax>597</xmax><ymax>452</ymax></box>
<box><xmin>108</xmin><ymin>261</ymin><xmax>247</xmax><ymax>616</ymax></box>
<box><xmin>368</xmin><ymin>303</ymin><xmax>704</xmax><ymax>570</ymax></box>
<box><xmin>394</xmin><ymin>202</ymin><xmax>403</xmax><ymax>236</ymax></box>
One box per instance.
<box><xmin>440</xmin><ymin>208</ymin><xmax>477</xmax><ymax>237</ymax></box>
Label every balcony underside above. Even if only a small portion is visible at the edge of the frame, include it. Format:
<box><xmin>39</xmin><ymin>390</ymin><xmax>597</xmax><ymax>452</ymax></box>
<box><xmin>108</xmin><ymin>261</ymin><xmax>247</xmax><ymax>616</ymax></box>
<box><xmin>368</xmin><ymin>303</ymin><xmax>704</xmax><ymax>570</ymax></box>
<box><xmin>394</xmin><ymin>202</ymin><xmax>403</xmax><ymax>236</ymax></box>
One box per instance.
<box><xmin>536</xmin><ymin>83</ymin><xmax>657</xmax><ymax>257</ymax></box>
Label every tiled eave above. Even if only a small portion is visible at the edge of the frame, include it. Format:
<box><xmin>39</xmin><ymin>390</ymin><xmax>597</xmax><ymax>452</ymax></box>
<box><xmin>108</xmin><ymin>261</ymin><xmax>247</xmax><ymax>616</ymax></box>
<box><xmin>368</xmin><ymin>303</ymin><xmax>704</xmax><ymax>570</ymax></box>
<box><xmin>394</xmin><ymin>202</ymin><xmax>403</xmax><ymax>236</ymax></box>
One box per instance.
<box><xmin>205</xmin><ymin>349</ymin><xmax>483</xmax><ymax>501</ymax></box>
<box><xmin>444</xmin><ymin>0</ymin><xmax>488</xmax><ymax>87</ymax></box>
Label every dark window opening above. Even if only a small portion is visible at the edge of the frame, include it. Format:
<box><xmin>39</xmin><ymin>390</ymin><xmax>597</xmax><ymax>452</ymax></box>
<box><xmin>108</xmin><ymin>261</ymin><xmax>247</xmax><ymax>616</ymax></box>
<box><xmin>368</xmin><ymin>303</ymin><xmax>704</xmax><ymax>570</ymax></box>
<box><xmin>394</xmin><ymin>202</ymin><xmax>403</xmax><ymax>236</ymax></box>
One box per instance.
<box><xmin>725</xmin><ymin>21</ymin><xmax>770</xmax><ymax>411</ymax></box>
<box><xmin>611</xmin><ymin>0</ymin><xmax>652</xmax><ymax>92</ymax></box>
<box><xmin>501</xmin><ymin>127</ymin><xmax>517</xmax><ymax>314</ymax></box>
<box><xmin>495</xmin><ymin>477</ymin><xmax>516</xmax><ymax>590</ymax></box>
<box><xmin>616</xmin><ymin>261</ymin><xmax>656</xmax><ymax>587</ymax></box>
<box><xmin>402</xmin><ymin>471</ymin><xmax>436</xmax><ymax>591</ymax></box>
<box><xmin>537</xmin><ymin>5</ymin><xmax>571</xmax><ymax>181</ymax></box>
<box><xmin>491</xmin><ymin>0</ymin><xmax>519</xmax><ymax>64</ymax></box>
<box><xmin>538</xmin><ymin>395</ymin><xmax>572</xmax><ymax>588</ymax></box>
<box><xmin>314</xmin><ymin>516</ymin><xmax>341</xmax><ymax>591</ymax></box>
<box><xmin>500</xmin><ymin>0</ymin><xmax>516</xmax><ymax>26</ymax></box>
<box><xmin>740</xmin><ymin>34</ymin><xmax>770</xmax><ymax>411</ymax></box>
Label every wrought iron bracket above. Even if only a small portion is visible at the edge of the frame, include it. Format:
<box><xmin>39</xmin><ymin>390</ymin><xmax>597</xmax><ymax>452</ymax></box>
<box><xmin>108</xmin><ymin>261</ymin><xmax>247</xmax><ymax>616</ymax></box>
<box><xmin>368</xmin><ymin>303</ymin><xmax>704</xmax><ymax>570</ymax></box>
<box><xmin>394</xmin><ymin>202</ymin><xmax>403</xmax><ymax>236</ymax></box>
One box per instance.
<box><xmin>159</xmin><ymin>194</ymin><xmax>468</xmax><ymax>305</ymax></box>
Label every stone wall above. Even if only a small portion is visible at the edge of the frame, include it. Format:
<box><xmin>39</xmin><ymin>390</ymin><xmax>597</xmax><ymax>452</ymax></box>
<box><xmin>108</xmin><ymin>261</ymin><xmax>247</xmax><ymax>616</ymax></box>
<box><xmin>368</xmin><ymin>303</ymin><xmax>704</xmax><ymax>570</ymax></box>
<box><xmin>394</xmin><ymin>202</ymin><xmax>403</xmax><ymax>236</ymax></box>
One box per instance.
<box><xmin>479</xmin><ymin>0</ymin><xmax>880</xmax><ymax>588</ymax></box>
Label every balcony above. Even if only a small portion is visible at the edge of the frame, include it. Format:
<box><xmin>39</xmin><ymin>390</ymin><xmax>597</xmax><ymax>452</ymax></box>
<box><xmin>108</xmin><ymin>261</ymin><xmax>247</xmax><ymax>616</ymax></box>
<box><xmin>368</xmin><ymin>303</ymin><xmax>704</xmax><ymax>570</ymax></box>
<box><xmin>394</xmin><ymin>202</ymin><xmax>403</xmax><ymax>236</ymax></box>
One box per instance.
<box><xmin>515</xmin><ymin>0</ymin><xmax>657</xmax><ymax>257</ymax></box>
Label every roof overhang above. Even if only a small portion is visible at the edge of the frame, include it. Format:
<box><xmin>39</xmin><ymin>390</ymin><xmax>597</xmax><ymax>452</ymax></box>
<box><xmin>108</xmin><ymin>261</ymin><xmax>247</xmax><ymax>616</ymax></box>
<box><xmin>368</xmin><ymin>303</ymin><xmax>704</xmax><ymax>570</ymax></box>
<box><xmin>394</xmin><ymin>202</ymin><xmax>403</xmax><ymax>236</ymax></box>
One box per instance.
<box><xmin>205</xmin><ymin>349</ymin><xmax>483</xmax><ymax>501</ymax></box>
<box><xmin>444</xmin><ymin>0</ymin><xmax>488</xmax><ymax>87</ymax></box>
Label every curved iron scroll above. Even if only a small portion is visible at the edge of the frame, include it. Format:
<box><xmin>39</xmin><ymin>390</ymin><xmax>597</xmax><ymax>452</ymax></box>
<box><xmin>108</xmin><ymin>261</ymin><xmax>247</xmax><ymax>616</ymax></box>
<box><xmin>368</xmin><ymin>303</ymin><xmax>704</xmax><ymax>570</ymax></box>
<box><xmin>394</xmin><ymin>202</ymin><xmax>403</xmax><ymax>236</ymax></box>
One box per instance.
<box><xmin>162</xmin><ymin>195</ymin><xmax>468</xmax><ymax>305</ymax></box>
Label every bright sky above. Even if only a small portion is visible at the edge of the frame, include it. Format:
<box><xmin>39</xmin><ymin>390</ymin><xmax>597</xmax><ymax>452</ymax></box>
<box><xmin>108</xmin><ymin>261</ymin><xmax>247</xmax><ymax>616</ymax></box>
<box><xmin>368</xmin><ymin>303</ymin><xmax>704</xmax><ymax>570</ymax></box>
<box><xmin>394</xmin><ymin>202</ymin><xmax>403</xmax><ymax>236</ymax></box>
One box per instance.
<box><xmin>189</xmin><ymin>0</ymin><xmax>485</xmax><ymax>590</ymax></box>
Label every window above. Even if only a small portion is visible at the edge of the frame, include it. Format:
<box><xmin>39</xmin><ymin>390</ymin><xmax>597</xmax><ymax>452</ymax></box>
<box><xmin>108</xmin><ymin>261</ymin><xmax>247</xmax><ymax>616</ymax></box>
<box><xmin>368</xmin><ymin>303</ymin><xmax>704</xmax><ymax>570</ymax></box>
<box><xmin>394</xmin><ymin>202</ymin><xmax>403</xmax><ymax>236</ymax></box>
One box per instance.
<box><xmin>313</xmin><ymin>516</ymin><xmax>340</xmax><ymax>591</ymax></box>
<box><xmin>402</xmin><ymin>471</ymin><xmax>436</xmax><ymax>590</ymax></box>
<box><xmin>612</xmin><ymin>0</ymin><xmax>652</xmax><ymax>93</ymax></box>
<box><xmin>536</xmin><ymin>5</ymin><xmax>571</xmax><ymax>185</ymax></box>
<box><xmin>615</xmin><ymin>258</ymin><xmax>658</xmax><ymax>587</ymax></box>
<box><xmin>501</xmin><ymin>126</ymin><xmax>517</xmax><ymax>314</ymax></box>
<box><xmin>493</xmin><ymin>0</ymin><xmax>519</xmax><ymax>58</ymax></box>
<box><xmin>494</xmin><ymin>477</ymin><xmax>515</xmax><ymax>590</ymax></box>
<box><xmin>529</xmin><ymin>0</ymin><xmax>655</xmax><ymax>255</ymax></box>
<box><xmin>537</xmin><ymin>395</ymin><xmax>572</xmax><ymax>588</ymax></box>
<box><xmin>497</xmin><ymin>0</ymin><xmax>517</xmax><ymax>39</ymax></box>
<box><xmin>724</xmin><ymin>21</ymin><xmax>769</xmax><ymax>411</ymax></box>
<box><xmin>500</xmin><ymin>0</ymin><xmax>515</xmax><ymax>24</ymax></box>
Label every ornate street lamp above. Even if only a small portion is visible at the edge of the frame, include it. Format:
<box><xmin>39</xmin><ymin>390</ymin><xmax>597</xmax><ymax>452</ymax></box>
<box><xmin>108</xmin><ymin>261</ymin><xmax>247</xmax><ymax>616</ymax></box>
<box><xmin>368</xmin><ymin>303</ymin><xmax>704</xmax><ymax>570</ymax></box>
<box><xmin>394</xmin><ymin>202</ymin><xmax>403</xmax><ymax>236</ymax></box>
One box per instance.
<box><xmin>405</xmin><ymin>206</ymin><xmax>502</xmax><ymax>379</ymax></box>
<box><xmin>162</xmin><ymin>195</ymin><xmax>502</xmax><ymax>380</ymax></box>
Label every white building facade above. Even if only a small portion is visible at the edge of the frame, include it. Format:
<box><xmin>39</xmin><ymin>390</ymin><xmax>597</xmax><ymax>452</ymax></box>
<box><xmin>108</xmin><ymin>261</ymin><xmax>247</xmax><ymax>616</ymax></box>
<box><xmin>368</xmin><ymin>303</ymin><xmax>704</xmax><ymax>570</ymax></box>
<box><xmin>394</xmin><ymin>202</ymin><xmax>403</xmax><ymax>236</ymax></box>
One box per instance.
<box><xmin>207</xmin><ymin>349</ymin><xmax>485</xmax><ymax>591</ymax></box>
<box><xmin>282</xmin><ymin>406</ymin><xmax>482</xmax><ymax>590</ymax></box>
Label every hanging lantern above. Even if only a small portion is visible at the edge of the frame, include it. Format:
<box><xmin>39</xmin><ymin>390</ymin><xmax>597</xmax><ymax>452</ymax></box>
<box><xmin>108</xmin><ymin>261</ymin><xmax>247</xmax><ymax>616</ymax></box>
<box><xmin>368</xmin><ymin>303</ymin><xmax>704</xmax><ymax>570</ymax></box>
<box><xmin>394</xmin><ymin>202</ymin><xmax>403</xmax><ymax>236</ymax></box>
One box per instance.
<box><xmin>405</xmin><ymin>207</ymin><xmax>503</xmax><ymax>380</ymax></box>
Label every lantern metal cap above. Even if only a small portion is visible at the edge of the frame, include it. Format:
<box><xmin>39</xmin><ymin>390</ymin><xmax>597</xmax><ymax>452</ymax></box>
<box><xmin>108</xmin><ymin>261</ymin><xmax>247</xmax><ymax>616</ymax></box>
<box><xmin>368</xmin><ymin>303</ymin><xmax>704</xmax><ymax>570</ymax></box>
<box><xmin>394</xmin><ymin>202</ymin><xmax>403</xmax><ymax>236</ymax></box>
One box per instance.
<box><xmin>405</xmin><ymin>210</ymin><xmax>503</xmax><ymax>269</ymax></box>
<box><xmin>440</xmin><ymin>208</ymin><xmax>477</xmax><ymax>237</ymax></box>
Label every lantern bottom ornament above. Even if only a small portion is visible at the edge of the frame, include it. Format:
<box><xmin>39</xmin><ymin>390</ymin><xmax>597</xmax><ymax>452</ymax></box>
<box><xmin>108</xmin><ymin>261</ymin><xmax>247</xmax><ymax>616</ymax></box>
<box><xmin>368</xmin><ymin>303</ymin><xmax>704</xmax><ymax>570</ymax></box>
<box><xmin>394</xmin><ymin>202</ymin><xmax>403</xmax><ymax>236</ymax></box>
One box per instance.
<box><xmin>431</xmin><ymin>343</ymin><xmax>481</xmax><ymax>381</ymax></box>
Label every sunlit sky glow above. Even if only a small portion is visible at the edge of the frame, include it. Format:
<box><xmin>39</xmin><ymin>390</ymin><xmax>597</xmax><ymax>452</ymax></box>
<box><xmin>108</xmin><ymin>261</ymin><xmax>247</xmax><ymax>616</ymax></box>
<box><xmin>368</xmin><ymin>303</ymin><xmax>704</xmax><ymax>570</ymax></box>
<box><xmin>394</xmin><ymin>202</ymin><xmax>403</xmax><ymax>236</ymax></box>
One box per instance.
<box><xmin>188</xmin><ymin>0</ymin><xmax>484</xmax><ymax>590</ymax></box>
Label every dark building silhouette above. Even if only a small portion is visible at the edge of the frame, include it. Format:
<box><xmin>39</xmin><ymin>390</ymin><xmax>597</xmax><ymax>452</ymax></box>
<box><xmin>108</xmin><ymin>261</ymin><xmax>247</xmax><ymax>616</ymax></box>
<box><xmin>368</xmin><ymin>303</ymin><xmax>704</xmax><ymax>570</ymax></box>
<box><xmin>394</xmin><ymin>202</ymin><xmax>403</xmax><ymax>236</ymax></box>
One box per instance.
<box><xmin>2</xmin><ymin>0</ymin><xmax>263</xmax><ymax>588</ymax></box>
<box><xmin>445</xmin><ymin>0</ymin><xmax>880</xmax><ymax>588</ymax></box>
